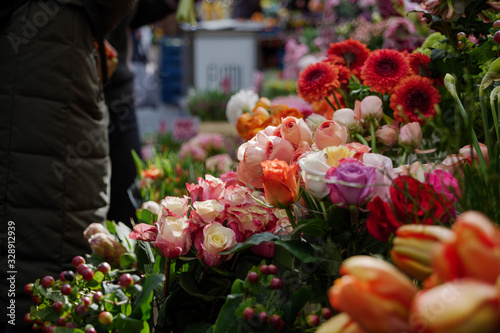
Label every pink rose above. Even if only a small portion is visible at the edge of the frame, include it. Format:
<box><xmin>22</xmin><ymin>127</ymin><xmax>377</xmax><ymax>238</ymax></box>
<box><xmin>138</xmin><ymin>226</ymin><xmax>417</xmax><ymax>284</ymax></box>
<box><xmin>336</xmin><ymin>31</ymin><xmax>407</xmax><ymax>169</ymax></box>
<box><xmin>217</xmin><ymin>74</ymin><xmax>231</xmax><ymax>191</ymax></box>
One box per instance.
<box><xmin>186</xmin><ymin>175</ymin><xmax>225</xmax><ymax>202</ymax></box>
<box><xmin>344</xmin><ymin>142</ymin><xmax>371</xmax><ymax>161</ymax></box>
<box><xmin>194</xmin><ymin>222</ymin><xmax>237</xmax><ymax>266</ymax></box>
<box><xmin>363</xmin><ymin>153</ymin><xmax>394</xmax><ymax>200</ymax></box>
<box><xmin>425</xmin><ymin>169</ymin><xmax>461</xmax><ymax>203</ymax></box>
<box><xmin>219</xmin><ymin>170</ymin><xmax>241</xmax><ymax>187</ymax></box>
<box><xmin>153</xmin><ymin>216</ymin><xmax>192</xmax><ymax>258</ymax></box>
<box><xmin>192</xmin><ymin>200</ymin><xmax>225</xmax><ymax>225</ymax></box>
<box><xmin>280</xmin><ymin>116</ymin><xmax>312</xmax><ymax>148</ymax></box>
<box><xmin>128</xmin><ymin>223</ymin><xmax>158</xmax><ymax>242</ymax></box>
<box><xmin>313</xmin><ymin>120</ymin><xmax>348</xmax><ymax>150</ymax></box>
<box><xmin>160</xmin><ymin>196</ymin><xmax>189</xmax><ymax>218</ymax></box>
<box><xmin>325</xmin><ymin>159</ymin><xmax>376</xmax><ymax>206</ymax></box>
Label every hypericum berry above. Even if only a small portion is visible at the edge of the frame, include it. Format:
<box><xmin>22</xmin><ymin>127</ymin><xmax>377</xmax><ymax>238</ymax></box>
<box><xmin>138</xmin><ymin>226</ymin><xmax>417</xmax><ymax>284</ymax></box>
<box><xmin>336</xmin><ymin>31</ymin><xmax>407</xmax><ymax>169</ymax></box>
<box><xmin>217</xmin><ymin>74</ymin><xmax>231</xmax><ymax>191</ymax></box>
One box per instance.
<box><xmin>494</xmin><ymin>20</ymin><xmax>500</xmax><ymax>29</ymax></box>
<box><xmin>119</xmin><ymin>273</ymin><xmax>133</xmax><ymax>288</ymax></box>
<box><xmin>61</xmin><ymin>284</ymin><xmax>72</xmax><ymax>295</ymax></box>
<box><xmin>258</xmin><ymin>311</ymin><xmax>268</xmax><ymax>323</ymax></box>
<box><xmin>98</xmin><ymin>311</ymin><xmax>113</xmax><ymax>325</ymax></box>
<box><xmin>56</xmin><ymin>316</ymin><xmax>67</xmax><ymax>326</ymax></box>
<box><xmin>247</xmin><ymin>272</ymin><xmax>259</xmax><ymax>283</ymax></box>
<box><xmin>24</xmin><ymin>283</ymin><xmax>34</xmax><ymax>296</ymax></box>
<box><xmin>494</xmin><ymin>31</ymin><xmax>500</xmax><ymax>44</ymax></box>
<box><xmin>42</xmin><ymin>321</ymin><xmax>53</xmax><ymax>332</ymax></box>
<box><xmin>306</xmin><ymin>314</ymin><xmax>320</xmax><ymax>327</ymax></box>
<box><xmin>52</xmin><ymin>301</ymin><xmax>63</xmax><ymax>313</ymax></box>
<box><xmin>32</xmin><ymin>294</ymin><xmax>42</xmax><ymax>304</ymax></box>
<box><xmin>456</xmin><ymin>32</ymin><xmax>466</xmax><ymax>41</ymax></box>
<box><xmin>24</xmin><ymin>313</ymin><xmax>33</xmax><ymax>324</ymax></box>
<box><xmin>260</xmin><ymin>265</ymin><xmax>270</xmax><ymax>275</ymax></box>
<box><xmin>65</xmin><ymin>322</ymin><xmax>77</xmax><ymax>329</ymax></box>
<box><xmin>93</xmin><ymin>291</ymin><xmax>103</xmax><ymax>303</ymax></box>
<box><xmin>85</xmin><ymin>327</ymin><xmax>98</xmax><ymax>333</ymax></box>
<box><xmin>81</xmin><ymin>296</ymin><xmax>92</xmax><ymax>306</ymax></box>
<box><xmin>269</xmin><ymin>314</ymin><xmax>284</xmax><ymax>331</ymax></box>
<box><xmin>268</xmin><ymin>264</ymin><xmax>278</xmax><ymax>275</ymax></box>
<box><xmin>243</xmin><ymin>307</ymin><xmax>255</xmax><ymax>320</ymax></box>
<box><xmin>97</xmin><ymin>262</ymin><xmax>111</xmax><ymax>275</ymax></box>
<box><xmin>75</xmin><ymin>304</ymin><xmax>87</xmax><ymax>316</ymax></box>
<box><xmin>270</xmin><ymin>277</ymin><xmax>282</xmax><ymax>290</ymax></box>
<box><xmin>64</xmin><ymin>270</ymin><xmax>75</xmax><ymax>282</ymax></box>
<box><xmin>321</xmin><ymin>307</ymin><xmax>332</xmax><ymax>319</ymax></box>
<box><xmin>81</xmin><ymin>268</ymin><xmax>94</xmax><ymax>281</ymax></box>
<box><xmin>32</xmin><ymin>324</ymin><xmax>42</xmax><ymax>332</ymax></box>
<box><xmin>59</xmin><ymin>271</ymin><xmax>67</xmax><ymax>282</ymax></box>
<box><xmin>41</xmin><ymin>275</ymin><xmax>55</xmax><ymax>288</ymax></box>
<box><xmin>35</xmin><ymin>318</ymin><xmax>44</xmax><ymax>326</ymax></box>
<box><xmin>72</xmin><ymin>256</ymin><xmax>86</xmax><ymax>268</ymax></box>
<box><xmin>77</xmin><ymin>264</ymin><xmax>89</xmax><ymax>275</ymax></box>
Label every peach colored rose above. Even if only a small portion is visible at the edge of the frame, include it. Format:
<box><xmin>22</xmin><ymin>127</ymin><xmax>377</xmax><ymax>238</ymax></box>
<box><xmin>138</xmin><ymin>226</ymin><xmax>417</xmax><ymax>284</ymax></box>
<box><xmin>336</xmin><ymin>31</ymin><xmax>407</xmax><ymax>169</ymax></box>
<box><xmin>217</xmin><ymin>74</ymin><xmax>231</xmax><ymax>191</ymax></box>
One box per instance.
<box><xmin>344</xmin><ymin>142</ymin><xmax>371</xmax><ymax>161</ymax></box>
<box><xmin>314</xmin><ymin>120</ymin><xmax>348</xmax><ymax>150</ymax></box>
<box><xmin>260</xmin><ymin>159</ymin><xmax>299</xmax><ymax>207</ymax></box>
<box><xmin>280</xmin><ymin>116</ymin><xmax>312</xmax><ymax>148</ymax></box>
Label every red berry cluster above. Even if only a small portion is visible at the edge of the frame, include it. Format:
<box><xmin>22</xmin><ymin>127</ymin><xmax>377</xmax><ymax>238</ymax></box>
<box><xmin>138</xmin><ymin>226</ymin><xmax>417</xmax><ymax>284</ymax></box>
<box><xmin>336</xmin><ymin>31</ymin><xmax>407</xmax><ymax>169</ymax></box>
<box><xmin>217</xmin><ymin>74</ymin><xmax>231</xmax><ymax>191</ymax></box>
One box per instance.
<box><xmin>23</xmin><ymin>255</ymin><xmax>121</xmax><ymax>332</ymax></box>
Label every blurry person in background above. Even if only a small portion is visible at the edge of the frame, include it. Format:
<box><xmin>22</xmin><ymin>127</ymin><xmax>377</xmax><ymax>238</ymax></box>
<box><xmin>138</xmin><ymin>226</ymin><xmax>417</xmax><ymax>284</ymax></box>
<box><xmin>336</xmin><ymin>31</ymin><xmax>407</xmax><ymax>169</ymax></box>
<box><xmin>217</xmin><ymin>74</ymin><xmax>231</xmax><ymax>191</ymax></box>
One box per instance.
<box><xmin>0</xmin><ymin>0</ymin><xmax>135</xmax><ymax>331</ymax></box>
<box><xmin>105</xmin><ymin>0</ymin><xmax>178</xmax><ymax>227</ymax></box>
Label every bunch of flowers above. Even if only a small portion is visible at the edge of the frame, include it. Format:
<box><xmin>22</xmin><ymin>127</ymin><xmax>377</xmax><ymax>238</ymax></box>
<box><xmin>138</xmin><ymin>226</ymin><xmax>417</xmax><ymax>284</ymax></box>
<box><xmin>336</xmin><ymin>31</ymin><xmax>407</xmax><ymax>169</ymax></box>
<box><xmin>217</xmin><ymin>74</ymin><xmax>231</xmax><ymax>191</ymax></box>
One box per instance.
<box><xmin>178</xmin><ymin>133</ymin><xmax>235</xmax><ymax>173</ymax></box>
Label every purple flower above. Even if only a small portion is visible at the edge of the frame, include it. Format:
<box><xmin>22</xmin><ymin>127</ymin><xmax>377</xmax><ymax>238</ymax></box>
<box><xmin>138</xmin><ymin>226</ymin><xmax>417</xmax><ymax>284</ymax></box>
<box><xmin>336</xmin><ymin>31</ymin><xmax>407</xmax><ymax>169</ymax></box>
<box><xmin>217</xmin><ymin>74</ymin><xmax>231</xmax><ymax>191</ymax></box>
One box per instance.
<box><xmin>325</xmin><ymin>159</ymin><xmax>376</xmax><ymax>207</ymax></box>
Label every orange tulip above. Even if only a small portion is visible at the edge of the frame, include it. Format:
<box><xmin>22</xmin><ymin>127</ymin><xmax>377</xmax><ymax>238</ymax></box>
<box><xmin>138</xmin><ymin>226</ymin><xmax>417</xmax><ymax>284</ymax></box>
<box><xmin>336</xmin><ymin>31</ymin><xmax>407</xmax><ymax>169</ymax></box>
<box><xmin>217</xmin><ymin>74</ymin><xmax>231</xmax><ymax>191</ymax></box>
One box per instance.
<box><xmin>410</xmin><ymin>279</ymin><xmax>500</xmax><ymax>333</ymax></box>
<box><xmin>430</xmin><ymin>211</ymin><xmax>500</xmax><ymax>285</ymax></box>
<box><xmin>391</xmin><ymin>224</ymin><xmax>454</xmax><ymax>281</ymax></box>
<box><xmin>316</xmin><ymin>313</ymin><xmax>367</xmax><ymax>333</ymax></box>
<box><xmin>260</xmin><ymin>159</ymin><xmax>299</xmax><ymax>207</ymax></box>
<box><xmin>329</xmin><ymin>256</ymin><xmax>417</xmax><ymax>333</ymax></box>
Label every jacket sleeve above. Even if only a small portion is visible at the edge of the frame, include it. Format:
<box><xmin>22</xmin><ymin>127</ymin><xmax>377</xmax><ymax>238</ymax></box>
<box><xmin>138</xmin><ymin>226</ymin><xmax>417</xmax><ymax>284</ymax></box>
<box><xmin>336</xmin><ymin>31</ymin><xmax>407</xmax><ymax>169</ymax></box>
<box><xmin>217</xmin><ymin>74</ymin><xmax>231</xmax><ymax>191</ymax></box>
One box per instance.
<box><xmin>95</xmin><ymin>0</ymin><xmax>137</xmax><ymax>33</ymax></box>
<box><xmin>130</xmin><ymin>0</ymin><xmax>177</xmax><ymax>30</ymax></box>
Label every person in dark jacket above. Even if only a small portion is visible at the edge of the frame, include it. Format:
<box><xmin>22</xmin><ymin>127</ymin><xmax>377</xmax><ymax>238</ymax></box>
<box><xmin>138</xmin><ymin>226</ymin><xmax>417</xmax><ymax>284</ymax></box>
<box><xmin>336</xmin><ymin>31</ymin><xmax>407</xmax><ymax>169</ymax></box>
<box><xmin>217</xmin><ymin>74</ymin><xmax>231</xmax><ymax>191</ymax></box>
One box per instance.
<box><xmin>105</xmin><ymin>0</ymin><xmax>177</xmax><ymax>227</ymax></box>
<box><xmin>0</xmin><ymin>0</ymin><xmax>135</xmax><ymax>330</ymax></box>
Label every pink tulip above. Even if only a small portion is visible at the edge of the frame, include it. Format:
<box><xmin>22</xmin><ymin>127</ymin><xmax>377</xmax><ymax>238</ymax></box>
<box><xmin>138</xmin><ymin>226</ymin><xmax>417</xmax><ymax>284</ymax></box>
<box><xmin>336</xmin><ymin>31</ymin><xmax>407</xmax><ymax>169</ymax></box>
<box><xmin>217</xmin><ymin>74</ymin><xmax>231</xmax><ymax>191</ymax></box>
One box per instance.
<box><xmin>430</xmin><ymin>211</ymin><xmax>500</xmax><ymax>285</ymax></box>
<box><xmin>280</xmin><ymin>116</ymin><xmax>313</xmax><ymax>148</ymax></box>
<box><xmin>332</xmin><ymin>108</ymin><xmax>361</xmax><ymax>131</ymax></box>
<box><xmin>398</xmin><ymin>122</ymin><xmax>422</xmax><ymax>150</ymax></box>
<box><xmin>329</xmin><ymin>256</ymin><xmax>417</xmax><ymax>333</ymax></box>
<box><xmin>358</xmin><ymin>95</ymin><xmax>383</xmax><ymax>122</ymax></box>
<box><xmin>376</xmin><ymin>125</ymin><xmax>399</xmax><ymax>146</ymax></box>
<box><xmin>411</xmin><ymin>279</ymin><xmax>500</xmax><ymax>333</ymax></box>
<box><xmin>314</xmin><ymin>120</ymin><xmax>348</xmax><ymax>150</ymax></box>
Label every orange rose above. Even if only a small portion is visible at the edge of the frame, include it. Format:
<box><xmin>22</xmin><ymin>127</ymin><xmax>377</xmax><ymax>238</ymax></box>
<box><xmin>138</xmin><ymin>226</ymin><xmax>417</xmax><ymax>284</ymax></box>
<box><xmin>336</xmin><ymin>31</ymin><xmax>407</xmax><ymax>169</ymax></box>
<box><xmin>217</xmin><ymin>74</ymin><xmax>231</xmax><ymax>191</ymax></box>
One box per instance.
<box><xmin>260</xmin><ymin>159</ymin><xmax>299</xmax><ymax>207</ymax></box>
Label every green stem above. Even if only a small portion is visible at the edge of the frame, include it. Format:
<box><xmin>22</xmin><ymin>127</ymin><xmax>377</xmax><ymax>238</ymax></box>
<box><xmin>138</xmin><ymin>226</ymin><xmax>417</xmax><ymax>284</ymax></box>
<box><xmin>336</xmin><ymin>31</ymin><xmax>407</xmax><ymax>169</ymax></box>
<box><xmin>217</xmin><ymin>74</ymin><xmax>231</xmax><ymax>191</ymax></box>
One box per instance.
<box><xmin>490</xmin><ymin>93</ymin><xmax>499</xmax><ymax>143</ymax></box>
<box><xmin>400</xmin><ymin>150</ymin><xmax>408</xmax><ymax>166</ymax></box>
<box><xmin>349</xmin><ymin>207</ymin><xmax>360</xmax><ymax>255</ymax></box>
<box><xmin>285</xmin><ymin>206</ymin><xmax>296</xmax><ymax>229</ymax></box>
<box><xmin>354</xmin><ymin>133</ymin><xmax>369</xmax><ymax>146</ymax></box>
<box><xmin>324</xmin><ymin>96</ymin><xmax>337</xmax><ymax>112</ymax></box>
<box><xmin>369</xmin><ymin>119</ymin><xmax>377</xmax><ymax>153</ymax></box>
<box><xmin>331</xmin><ymin>89</ymin><xmax>342</xmax><ymax>109</ymax></box>
<box><xmin>162</xmin><ymin>257</ymin><xmax>171</xmax><ymax>299</ymax></box>
<box><xmin>479</xmin><ymin>93</ymin><xmax>492</xmax><ymax>157</ymax></box>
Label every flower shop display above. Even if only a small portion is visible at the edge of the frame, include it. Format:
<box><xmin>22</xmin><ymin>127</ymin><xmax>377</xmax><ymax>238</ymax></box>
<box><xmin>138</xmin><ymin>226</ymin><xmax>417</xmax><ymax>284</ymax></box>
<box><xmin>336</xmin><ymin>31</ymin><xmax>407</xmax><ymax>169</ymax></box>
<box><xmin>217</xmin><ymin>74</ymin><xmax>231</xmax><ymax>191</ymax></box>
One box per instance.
<box><xmin>22</xmin><ymin>0</ymin><xmax>500</xmax><ymax>332</ymax></box>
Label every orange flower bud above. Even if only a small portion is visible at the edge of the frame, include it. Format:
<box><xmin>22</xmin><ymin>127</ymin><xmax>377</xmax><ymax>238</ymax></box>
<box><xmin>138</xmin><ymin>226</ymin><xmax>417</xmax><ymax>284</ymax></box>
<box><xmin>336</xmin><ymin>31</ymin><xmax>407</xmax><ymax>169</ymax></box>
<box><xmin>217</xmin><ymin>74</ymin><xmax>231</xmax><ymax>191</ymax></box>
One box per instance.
<box><xmin>329</xmin><ymin>256</ymin><xmax>417</xmax><ymax>333</ymax></box>
<box><xmin>410</xmin><ymin>279</ymin><xmax>500</xmax><ymax>333</ymax></box>
<box><xmin>260</xmin><ymin>159</ymin><xmax>299</xmax><ymax>207</ymax></box>
<box><xmin>391</xmin><ymin>224</ymin><xmax>454</xmax><ymax>281</ymax></box>
<box><xmin>316</xmin><ymin>313</ymin><xmax>367</xmax><ymax>333</ymax></box>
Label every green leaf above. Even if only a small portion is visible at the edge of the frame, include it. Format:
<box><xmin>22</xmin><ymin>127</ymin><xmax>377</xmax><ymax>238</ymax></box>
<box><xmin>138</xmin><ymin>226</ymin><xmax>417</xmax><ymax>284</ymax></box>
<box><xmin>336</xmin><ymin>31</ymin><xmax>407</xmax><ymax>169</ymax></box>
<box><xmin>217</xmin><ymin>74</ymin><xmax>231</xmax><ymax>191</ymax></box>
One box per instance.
<box><xmin>274</xmin><ymin>240</ymin><xmax>318</xmax><ymax>263</ymax></box>
<box><xmin>182</xmin><ymin>321</ymin><xmax>213</xmax><ymax>333</ymax></box>
<box><xmin>219</xmin><ymin>232</ymin><xmax>279</xmax><ymax>255</ymax></box>
<box><xmin>210</xmin><ymin>294</ymin><xmax>245</xmax><ymax>333</ymax></box>
<box><xmin>114</xmin><ymin>221</ymin><xmax>136</xmax><ymax>253</ymax></box>
<box><xmin>470</xmin><ymin>39</ymin><xmax>496</xmax><ymax>65</ymax></box>
<box><xmin>294</xmin><ymin>218</ymin><xmax>329</xmax><ymax>237</ymax></box>
<box><xmin>120</xmin><ymin>252</ymin><xmax>137</xmax><ymax>269</ymax></box>
<box><xmin>131</xmin><ymin>274</ymin><xmax>165</xmax><ymax>320</ymax></box>
<box><xmin>136</xmin><ymin>208</ymin><xmax>156</xmax><ymax>225</ymax></box>
<box><xmin>112</xmin><ymin>313</ymin><xmax>150</xmax><ymax>333</ymax></box>
<box><xmin>282</xmin><ymin>286</ymin><xmax>312</xmax><ymax>325</ymax></box>
<box><xmin>178</xmin><ymin>272</ymin><xmax>226</xmax><ymax>301</ymax></box>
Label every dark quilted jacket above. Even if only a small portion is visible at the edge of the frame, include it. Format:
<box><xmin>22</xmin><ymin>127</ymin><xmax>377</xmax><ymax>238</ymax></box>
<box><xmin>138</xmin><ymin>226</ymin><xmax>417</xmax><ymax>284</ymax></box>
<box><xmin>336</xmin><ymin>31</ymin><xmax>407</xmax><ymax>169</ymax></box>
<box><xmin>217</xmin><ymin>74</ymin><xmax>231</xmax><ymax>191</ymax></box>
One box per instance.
<box><xmin>0</xmin><ymin>0</ymin><xmax>135</xmax><ymax>326</ymax></box>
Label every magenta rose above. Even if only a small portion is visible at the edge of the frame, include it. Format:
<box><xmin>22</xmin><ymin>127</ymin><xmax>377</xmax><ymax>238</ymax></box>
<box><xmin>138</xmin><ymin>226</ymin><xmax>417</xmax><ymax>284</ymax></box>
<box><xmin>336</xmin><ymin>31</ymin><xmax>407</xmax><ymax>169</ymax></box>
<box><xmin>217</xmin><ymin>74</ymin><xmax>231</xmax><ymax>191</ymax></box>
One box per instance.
<box><xmin>325</xmin><ymin>159</ymin><xmax>376</xmax><ymax>206</ymax></box>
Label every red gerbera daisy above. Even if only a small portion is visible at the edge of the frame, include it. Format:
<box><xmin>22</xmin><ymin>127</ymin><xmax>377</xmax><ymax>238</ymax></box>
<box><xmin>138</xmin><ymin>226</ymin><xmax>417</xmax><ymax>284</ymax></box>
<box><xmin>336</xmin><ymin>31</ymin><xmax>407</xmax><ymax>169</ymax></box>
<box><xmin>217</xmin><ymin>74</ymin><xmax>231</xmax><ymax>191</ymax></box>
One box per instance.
<box><xmin>327</xmin><ymin>39</ymin><xmax>371</xmax><ymax>70</ymax></box>
<box><xmin>408</xmin><ymin>52</ymin><xmax>443</xmax><ymax>86</ymax></box>
<box><xmin>297</xmin><ymin>62</ymin><xmax>341</xmax><ymax>103</ymax></box>
<box><xmin>322</xmin><ymin>56</ymin><xmax>351</xmax><ymax>84</ymax></box>
<box><xmin>361</xmin><ymin>49</ymin><xmax>411</xmax><ymax>95</ymax></box>
<box><xmin>390</xmin><ymin>75</ymin><xmax>441</xmax><ymax>124</ymax></box>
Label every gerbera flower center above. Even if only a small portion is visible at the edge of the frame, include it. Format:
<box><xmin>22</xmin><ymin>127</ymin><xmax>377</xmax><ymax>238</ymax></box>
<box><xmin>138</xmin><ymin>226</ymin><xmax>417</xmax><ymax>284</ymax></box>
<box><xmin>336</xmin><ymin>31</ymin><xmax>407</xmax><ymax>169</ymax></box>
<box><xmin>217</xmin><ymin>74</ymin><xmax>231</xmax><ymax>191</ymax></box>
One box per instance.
<box><xmin>343</xmin><ymin>52</ymin><xmax>356</xmax><ymax>68</ymax></box>
<box><xmin>307</xmin><ymin>68</ymin><xmax>324</xmax><ymax>82</ymax></box>
<box><xmin>375</xmin><ymin>58</ymin><xmax>399</xmax><ymax>77</ymax></box>
<box><xmin>405</xmin><ymin>89</ymin><xmax>430</xmax><ymax>113</ymax></box>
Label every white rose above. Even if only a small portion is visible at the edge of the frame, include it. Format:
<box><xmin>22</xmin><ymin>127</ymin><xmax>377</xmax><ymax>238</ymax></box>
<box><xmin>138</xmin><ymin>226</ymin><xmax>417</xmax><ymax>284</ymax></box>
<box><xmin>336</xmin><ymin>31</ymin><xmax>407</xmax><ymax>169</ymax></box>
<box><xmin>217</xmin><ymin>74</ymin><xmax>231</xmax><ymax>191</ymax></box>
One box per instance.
<box><xmin>193</xmin><ymin>200</ymin><xmax>225</xmax><ymax>224</ymax></box>
<box><xmin>298</xmin><ymin>151</ymin><xmax>330</xmax><ymax>199</ymax></box>
<box><xmin>225</xmin><ymin>89</ymin><xmax>259</xmax><ymax>126</ymax></box>
<box><xmin>203</xmin><ymin>222</ymin><xmax>236</xmax><ymax>254</ymax></box>
<box><xmin>160</xmin><ymin>196</ymin><xmax>189</xmax><ymax>217</ymax></box>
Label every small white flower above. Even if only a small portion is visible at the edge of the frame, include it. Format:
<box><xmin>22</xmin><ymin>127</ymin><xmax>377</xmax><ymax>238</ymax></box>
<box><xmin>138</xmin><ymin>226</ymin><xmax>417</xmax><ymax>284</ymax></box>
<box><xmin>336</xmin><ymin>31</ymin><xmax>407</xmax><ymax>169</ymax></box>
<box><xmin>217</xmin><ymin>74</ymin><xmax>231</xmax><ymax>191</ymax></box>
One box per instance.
<box><xmin>225</xmin><ymin>89</ymin><xmax>259</xmax><ymax>126</ymax></box>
